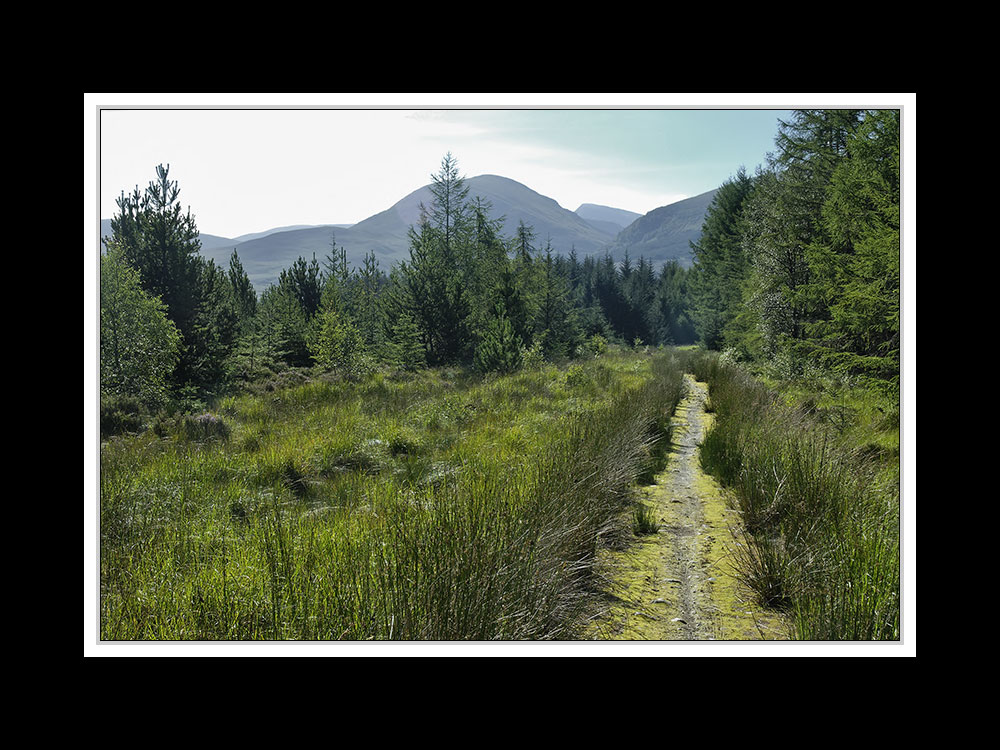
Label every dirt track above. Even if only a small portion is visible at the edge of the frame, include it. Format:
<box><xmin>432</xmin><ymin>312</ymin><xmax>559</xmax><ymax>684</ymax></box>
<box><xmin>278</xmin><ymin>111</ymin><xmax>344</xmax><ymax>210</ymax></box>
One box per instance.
<box><xmin>585</xmin><ymin>374</ymin><xmax>788</xmax><ymax>641</ymax></box>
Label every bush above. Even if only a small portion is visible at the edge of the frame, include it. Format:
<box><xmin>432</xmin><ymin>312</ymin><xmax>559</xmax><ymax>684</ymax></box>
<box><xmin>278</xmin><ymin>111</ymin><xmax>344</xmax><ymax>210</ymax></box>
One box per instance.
<box><xmin>311</xmin><ymin>308</ymin><xmax>367</xmax><ymax>374</ymax></box>
<box><xmin>181</xmin><ymin>413</ymin><xmax>231</xmax><ymax>442</ymax></box>
<box><xmin>695</xmin><ymin>350</ymin><xmax>900</xmax><ymax>640</ymax></box>
<box><xmin>583</xmin><ymin>334</ymin><xmax>608</xmax><ymax>357</ymax></box>
<box><xmin>475</xmin><ymin>308</ymin><xmax>523</xmax><ymax>374</ymax></box>
<box><xmin>100</xmin><ymin>393</ymin><xmax>145</xmax><ymax>438</ymax></box>
<box><xmin>631</xmin><ymin>500</ymin><xmax>660</xmax><ymax>535</ymax></box>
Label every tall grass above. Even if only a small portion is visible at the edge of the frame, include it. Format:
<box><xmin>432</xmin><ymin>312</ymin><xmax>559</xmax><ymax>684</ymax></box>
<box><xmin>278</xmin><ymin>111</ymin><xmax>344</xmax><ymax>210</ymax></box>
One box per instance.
<box><xmin>683</xmin><ymin>349</ymin><xmax>900</xmax><ymax>640</ymax></box>
<box><xmin>99</xmin><ymin>350</ymin><xmax>684</xmax><ymax>640</ymax></box>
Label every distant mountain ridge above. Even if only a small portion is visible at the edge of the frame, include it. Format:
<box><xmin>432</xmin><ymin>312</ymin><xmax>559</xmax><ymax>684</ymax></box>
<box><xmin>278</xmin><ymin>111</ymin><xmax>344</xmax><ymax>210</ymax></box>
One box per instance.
<box><xmin>574</xmin><ymin>203</ymin><xmax>642</xmax><ymax>235</ymax></box>
<box><xmin>101</xmin><ymin>175</ymin><xmax>717</xmax><ymax>291</ymax></box>
<box><xmin>604</xmin><ymin>189</ymin><xmax>718</xmax><ymax>267</ymax></box>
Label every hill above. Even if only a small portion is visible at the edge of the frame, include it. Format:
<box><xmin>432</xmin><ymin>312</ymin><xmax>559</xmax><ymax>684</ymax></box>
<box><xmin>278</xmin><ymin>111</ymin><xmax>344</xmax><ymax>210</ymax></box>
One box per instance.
<box><xmin>575</xmin><ymin>203</ymin><xmax>642</xmax><ymax>235</ymax></box>
<box><xmin>99</xmin><ymin>219</ymin><xmax>235</xmax><ymax>253</ymax></box>
<box><xmin>604</xmin><ymin>189</ymin><xmax>718</xmax><ymax>268</ymax></box>
<box><xmin>101</xmin><ymin>178</ymin><xmax>717</xmax><ymax>291</ymax></box>
<box><xmin>202</xmin><ymin>174</ymin><xmax>618</xmax><ymax>290</ymax></box>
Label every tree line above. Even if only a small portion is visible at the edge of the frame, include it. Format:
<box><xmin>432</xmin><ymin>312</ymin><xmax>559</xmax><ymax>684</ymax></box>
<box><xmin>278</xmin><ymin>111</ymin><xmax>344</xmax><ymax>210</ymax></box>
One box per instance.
<box><xmin>99</xmin><ymin>111</ymin><xmax>900</xmax><ymax>432</ymax></box>
<box><xmin>688</xmin><ymin>109</ymin><xmax>900</xmax><ymax>390</ymax></box>
<box><xmin>100</xmin><ymin>154</ymin><xmax>696</xmax><ymax>431</ymax></box>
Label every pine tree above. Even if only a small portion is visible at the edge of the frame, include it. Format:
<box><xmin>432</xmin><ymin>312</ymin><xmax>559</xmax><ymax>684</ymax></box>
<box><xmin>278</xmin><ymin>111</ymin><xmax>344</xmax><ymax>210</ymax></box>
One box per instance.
<box><xmin>184</xmin><ymin>260</ymin><xmax>241</xmax><ymax>390</ymax></box>
<box><xmin>107</xmin><ymin>164</ymin><xmax>205</xmax><ymax>386</ymax></box>
<box><xmin>310</xmin><ymin>305</ymin><xmax>366</xmax><ymax>374</ymax></box>
<box><xmin>466</xmin><ymin>196</ymin><xmax>509</xmax><ymax>343</ymax></box>
<box><xmin>279</xmin><ymin>255</ymin><xmax>324</xmax><ymax>320</ymax></box>
<box><xmin>533</xmin><ymin>241</ymin><xmax>580</xmax><ymax>358</ymax></box>
<box><xmin>398</xmin><ymin>155</ymin><xmax>473</xmax><ymax>365</ymax></box>
<box><xmin>689</xmin><ymin>167</ymin><xmax>755</xmax><ymax>350</ymax></box>
<box><xmin>475</xmin><ymin>304</ymin><xmax>523</xmax><ymax>374</ymax></box>
<box><xmin>812</xmin><ymin>109</ymin><xmax>901</xmax><ymax>384</ymax></box>
<box><xmin>228</xmin><ymin>249</ymin><xmax>257</xmax><ymax>322</ymax></box>
<box><xmin>354</xmin><ymin>250</ymin><xmax>386</xmax><ymax>355</ymax></box>
<box><xmin>258</xmin><ymin>283</ymin><xmax>312</xmax><ymax>368</ymax></box>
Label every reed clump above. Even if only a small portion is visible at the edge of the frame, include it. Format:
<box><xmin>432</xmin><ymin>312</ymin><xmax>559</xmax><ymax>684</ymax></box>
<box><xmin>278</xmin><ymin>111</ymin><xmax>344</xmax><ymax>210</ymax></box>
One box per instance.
<box><xmin>684</xmin><ymin>349</ymin><xmax>900</xmax><ymax>641</ymax></box>
<box><xmin>99</xmin><ymin>349</ymin><xmax>685</xmax><ymax>641</ymax></box>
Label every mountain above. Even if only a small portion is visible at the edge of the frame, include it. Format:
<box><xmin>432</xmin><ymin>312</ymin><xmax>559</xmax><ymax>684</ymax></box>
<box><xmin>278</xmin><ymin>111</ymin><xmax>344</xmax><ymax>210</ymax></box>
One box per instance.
<box><xmin>574</xmin><ymin>203</ymin><xmax>642</xmax><ymax>235</ymax></box>
<box><xmin>99</xmin><ymin>218</ymin><xmax>235</xmax><ymax>253</ymax></box>
<box><xmin>210</xmin><ymin>174</ymin><xmax>618</xmax><ymax>290</ymax></box>
<box><xmin>605</xmin><ymin>189</ymin><xmax>718</xmax><ymax>268</ymax></box>
<box><xmin>230</xmin><ymin>224</ymin><xmax>353</xmax><ymax>244</ymax></box>
<box><xmin>100</xmin><ymin>177</ymin><xmax>717</xmax><ymax>291</ymax></box>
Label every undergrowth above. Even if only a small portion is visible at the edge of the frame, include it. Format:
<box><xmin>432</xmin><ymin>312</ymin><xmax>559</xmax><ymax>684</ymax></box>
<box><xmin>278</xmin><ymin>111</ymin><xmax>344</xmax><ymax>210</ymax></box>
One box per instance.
<box><xmin>100</xmin><ymin>349</ymin><xmax>684</xmax><ymax>641</ymax></box>
<box><xmin>683</xmin><ymin>349</ymin><xmax>900</xmax><ymax>641</ymax></box>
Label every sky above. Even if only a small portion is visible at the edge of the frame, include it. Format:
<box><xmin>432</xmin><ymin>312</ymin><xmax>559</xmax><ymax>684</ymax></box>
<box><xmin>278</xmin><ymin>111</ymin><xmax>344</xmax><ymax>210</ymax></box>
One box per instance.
<box><xmin>92</xmin><ymin>94</ymin><xmax>815</xmax><ymax>239</ymax></box>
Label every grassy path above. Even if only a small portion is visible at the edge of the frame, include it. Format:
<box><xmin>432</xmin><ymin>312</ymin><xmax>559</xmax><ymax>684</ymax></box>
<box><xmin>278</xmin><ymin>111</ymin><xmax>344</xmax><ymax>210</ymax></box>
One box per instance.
<box><xmin>585</xmin><ymin>374</ymin><xmax>788</xmax><ymax>641</ymax></box>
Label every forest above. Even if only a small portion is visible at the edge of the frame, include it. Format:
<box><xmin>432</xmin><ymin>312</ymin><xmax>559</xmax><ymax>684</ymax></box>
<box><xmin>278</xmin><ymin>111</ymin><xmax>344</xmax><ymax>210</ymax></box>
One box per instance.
<box><xmin>100</xmin><ymin>109</ymin><xmax>899</xmax><ymax>428</ymax></box>
<box><xmin>97</xmin><ymin>109</ymin><xmax>902</xmax><ymax>642</ymax></box>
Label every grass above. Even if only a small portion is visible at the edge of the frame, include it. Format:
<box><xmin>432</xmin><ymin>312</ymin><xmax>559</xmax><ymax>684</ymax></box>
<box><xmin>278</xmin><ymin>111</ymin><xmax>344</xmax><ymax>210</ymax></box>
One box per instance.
<box><xmin>99</xmin><ymin>348</ymin><xmax>685</xmax><ymax>641</ymax></box>
<box><xmin>630</xmin><ymin>501</ymin><xmax>660</xmax><ymax>535</ymax></box>
<box><xmin>683</xmin><ymin>348</ymin><xmax>900</xmax><ymax>640</ymax></box>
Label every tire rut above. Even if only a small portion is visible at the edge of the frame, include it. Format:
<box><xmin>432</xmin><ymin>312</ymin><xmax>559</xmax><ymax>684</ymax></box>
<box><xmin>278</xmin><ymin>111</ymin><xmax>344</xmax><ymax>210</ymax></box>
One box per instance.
<box><xmin>584</xmin><ymin>374</ymin><xmax>787</xmax><ymax>641</ymax></box>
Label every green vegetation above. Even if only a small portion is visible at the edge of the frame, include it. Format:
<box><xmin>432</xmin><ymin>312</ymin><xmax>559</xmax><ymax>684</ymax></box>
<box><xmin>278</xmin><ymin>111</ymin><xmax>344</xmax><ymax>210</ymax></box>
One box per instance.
<box><xmin>688</xmin><ymin>349</ymin><xmax>899</xmax><ymax>640</ymax></box>
<box><xmin>98</xmin><ymin>110</ymin><xmax>902</xmax><ymax>642</ymax></box>
<box><xmin>689</xmin><ymin>110</ymin><xmax>900</xmax><ymax>391</ymax></box>
<box><xmin>100</xmin><ymin>350</ymin><xmax>684</xmax><ymax>640</ymax></box>
<box><xmin>99</xmin><ymin>155</ymin><xmax>698</xmax><ymax>438</ymax></box>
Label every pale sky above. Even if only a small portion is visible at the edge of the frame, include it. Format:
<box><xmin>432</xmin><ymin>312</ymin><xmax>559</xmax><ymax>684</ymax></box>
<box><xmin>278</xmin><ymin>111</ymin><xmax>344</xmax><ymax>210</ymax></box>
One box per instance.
<box><xmin>91</xmin><ymin>94</ymin><xmax>819</xmax><ymax>239</ymax></box>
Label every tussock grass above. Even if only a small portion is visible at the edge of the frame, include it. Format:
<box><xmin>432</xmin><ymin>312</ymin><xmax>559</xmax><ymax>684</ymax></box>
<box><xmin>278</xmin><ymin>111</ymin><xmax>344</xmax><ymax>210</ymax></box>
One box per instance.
<box><xmin>683</xmin><ymin>349</ymin><xmax>900</xmax><ymax>640</ymax></box>
<box><xmin>631</xmin><ymin>501</ymin><xmax>660</xmax><ymax>535</ymax></box>
<box><xmin>100</xmin><ymin>350</ymin><xmax>685</xmax><ymax>641</ymax></box>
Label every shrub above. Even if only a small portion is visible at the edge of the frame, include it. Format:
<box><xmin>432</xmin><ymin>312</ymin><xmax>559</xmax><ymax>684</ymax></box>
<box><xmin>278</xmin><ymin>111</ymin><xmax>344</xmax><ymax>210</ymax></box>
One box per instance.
<box><xmin>310</xmin><ymin>308</ymin><xmax>367</xmax><ymax>374</ymax></box>
<box><xmin>181</xmin><ymin>413</ymin><xmax>231</xmax><ymax>442</ymax></box>
<box><xmin>583</xmin><ymin>334</ymin><xmax>608</xmax><ymax>357</ymax></box>
<box><xmin>475</xmin><ymin>308</ymin><xmax>523</xmax><ymax>374</ymax></box>
<box><xmin>100</xmin><ymin>393</ymin><xmax>145</xmax><ymax>438</ymax></box>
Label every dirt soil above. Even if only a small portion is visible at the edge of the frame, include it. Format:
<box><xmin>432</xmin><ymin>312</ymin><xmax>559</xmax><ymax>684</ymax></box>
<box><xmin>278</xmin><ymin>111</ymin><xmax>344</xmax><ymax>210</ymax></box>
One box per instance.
<box><xmin>584</xmin><ymin>374</ymin><xmax>788</xmax><ymax>641</ymax></box>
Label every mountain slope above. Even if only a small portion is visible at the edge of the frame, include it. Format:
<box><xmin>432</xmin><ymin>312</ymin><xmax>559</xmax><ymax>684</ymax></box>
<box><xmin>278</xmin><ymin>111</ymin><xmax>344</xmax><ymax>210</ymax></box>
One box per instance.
<box><xmin>575</xmin><ymin>203</ymin><xmax>642</xmax><ymax>233</ymax></box>
<box><xmin>605</xmin><ymin>189</ymin><xmax>717</xmax><ymax>267</ymax></box>
<box><xmin>99</xmin><ymin>218</ymin><xmax>235</xmax><ymax>253</ymax></box>
<box><xmin>208</xmin><ymin>174</ymin><xmax>618</xmax><ymax>289</ymax></box>
<box><xmin>100</xmin><ymin>178</ymin><xmax>717</xmax><ymax>292</ymax></box>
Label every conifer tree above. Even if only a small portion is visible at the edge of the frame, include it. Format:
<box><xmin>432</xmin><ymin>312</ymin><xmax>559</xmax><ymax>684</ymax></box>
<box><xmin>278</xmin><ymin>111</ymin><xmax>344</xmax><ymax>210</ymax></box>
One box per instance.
<box><xmin>811</xmin><ymin>109</ymin><xmax>901</xmax><ymax>384</ymax></box>
<box><xmin>107</xmin><ymin>164</ymin><xmax>205</xmax><ymax>387</ymax></box>
<box><xmin>228</xmin><ymin>249</ymin><xmax>257</xmax><ymax>322</ymax></box>
<box><xmin>533</xmin><ymin>241</ymin><xmax>580</xmax><ymax>357</ymax></box>
<box><xmin>689</xmin><ymin>167</ymin><xmax>755</xmax><ymax>350</ymax></box>
<box><xmin>354</xmin><ymin>250</ymin><xmax>386</xmax><ymax>355</ymax></box>
<box><xmin>398</xmin><ymin>155</ymin><xmax>473</xmax><ymax>365</ymax></box>
<box><xmin>475</xmin><ymin>304</ymin><xmax>523</xmax><ymax>374</ymax></box>
<box><xmin>310</xmin><ymin>305</ymin><xmax>366</xmax><ymax>373</ymax></box>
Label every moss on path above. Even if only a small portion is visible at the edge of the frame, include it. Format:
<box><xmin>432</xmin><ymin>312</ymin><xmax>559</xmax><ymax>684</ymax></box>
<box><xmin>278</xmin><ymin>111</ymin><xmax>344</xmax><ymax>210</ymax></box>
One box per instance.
<box><xmin>584</xmin><ymin>374</ymin><xmax>788</xmax><ymax>641</ymax></box>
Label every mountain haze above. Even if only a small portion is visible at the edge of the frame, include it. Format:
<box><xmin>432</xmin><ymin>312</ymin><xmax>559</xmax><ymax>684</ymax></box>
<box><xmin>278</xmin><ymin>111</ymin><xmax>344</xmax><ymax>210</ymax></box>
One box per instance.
<box><xmin>101</xmin><ymin>176</ymin><xmax>717</xmax><ymax>291</ymax></box>
<box><xmin>192</xmin><ymin>174</ymin><xmax>621</xmax><ymax>290</ymax></box>
<box><xmin>574</xmin><ymin>203</ymin><xmax>642</xmax><ymax>235</ymax></box>
<box><xmin>605</xmin><ymin>189</ymin><xmax>718</xmax><ymax>267</ymax></box>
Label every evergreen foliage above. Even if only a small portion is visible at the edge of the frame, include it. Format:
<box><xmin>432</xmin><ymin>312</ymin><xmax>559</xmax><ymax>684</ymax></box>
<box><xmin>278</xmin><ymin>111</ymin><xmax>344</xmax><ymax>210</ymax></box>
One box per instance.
<box><xmin>689</xmin><ymin>109</ymin><xmax>900</xmax><ymax>390</ymax></box>
<box><xmin>99</xmin><ymin>132</ymin><xmax>900</xmax><ymax>424</ymax></box>
<box><xmin>310</xmin><ymin>306</ymin><xmax>367</xmax><ymax>373</ymax></box>
<box><xmin>474</xmin><ymin>304</ymin><xmax>523</xmax><ymax>374</ymax></box>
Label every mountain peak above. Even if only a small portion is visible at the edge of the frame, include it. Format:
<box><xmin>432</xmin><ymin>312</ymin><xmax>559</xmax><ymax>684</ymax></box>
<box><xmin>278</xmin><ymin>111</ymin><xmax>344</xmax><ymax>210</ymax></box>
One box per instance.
<box><xmin>104</xmin><ymin>175</ymin><xmax>716</xmax><ymax>291</ymax></box>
